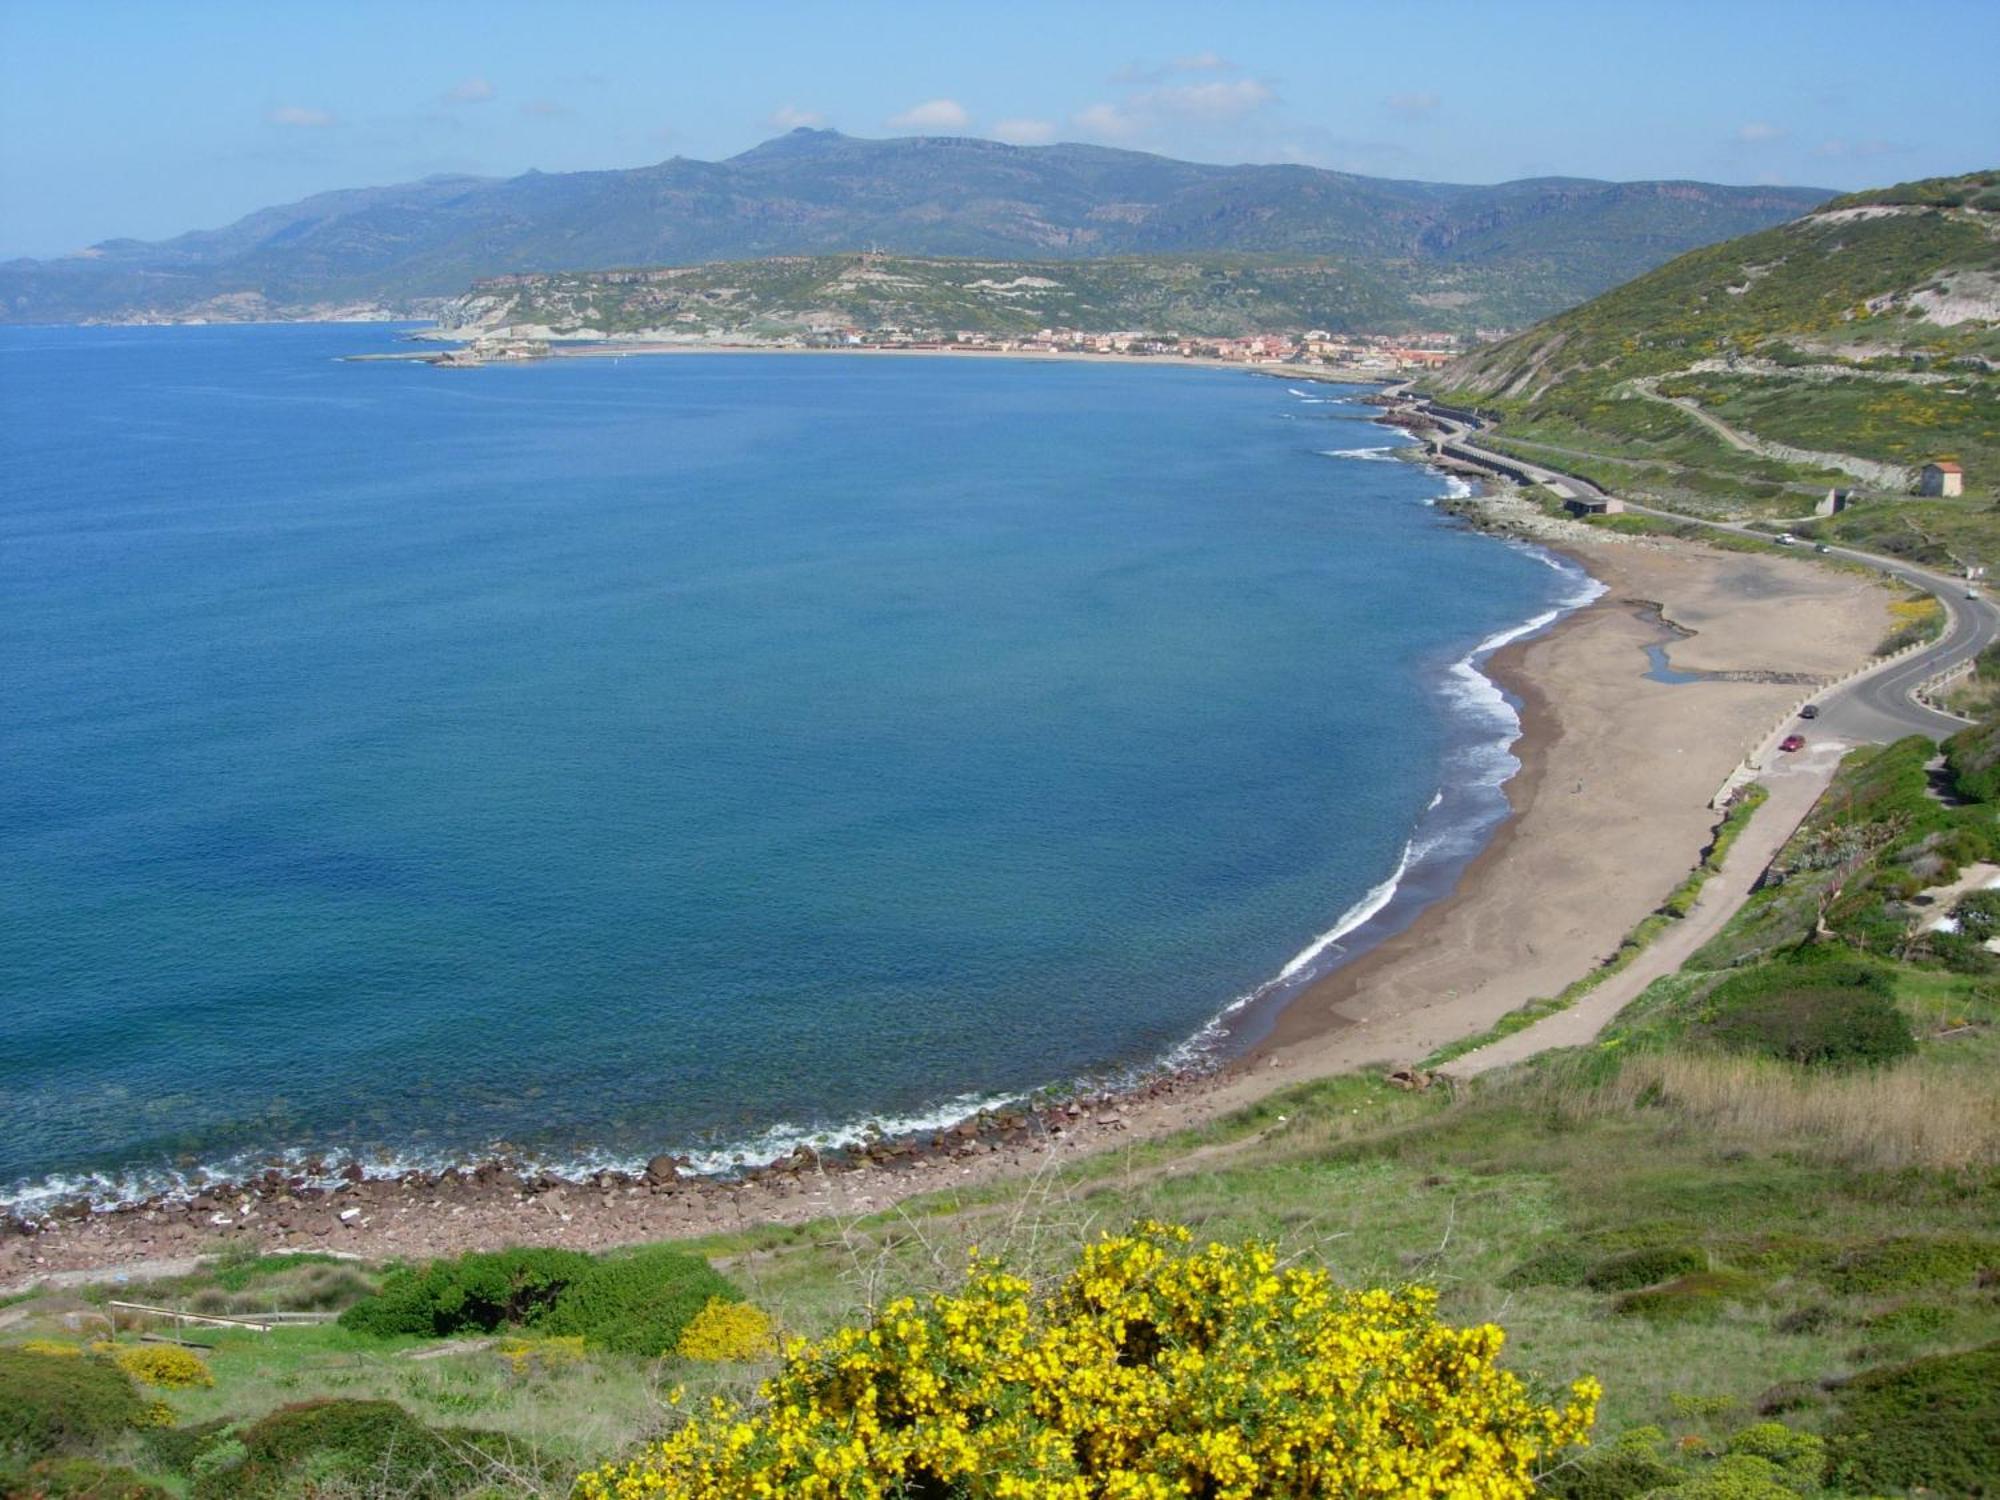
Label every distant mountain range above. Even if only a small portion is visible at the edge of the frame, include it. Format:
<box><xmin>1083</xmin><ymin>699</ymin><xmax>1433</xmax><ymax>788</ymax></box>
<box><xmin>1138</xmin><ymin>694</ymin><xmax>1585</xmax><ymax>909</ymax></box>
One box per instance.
<box><xmin>1</xmin><ymin>130</ymin><xmax>1830</xmax><ymax>328</ymax></box>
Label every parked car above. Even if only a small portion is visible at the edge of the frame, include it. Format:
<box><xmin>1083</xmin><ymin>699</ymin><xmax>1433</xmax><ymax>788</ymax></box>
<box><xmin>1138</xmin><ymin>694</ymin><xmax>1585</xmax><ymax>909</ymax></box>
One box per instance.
<box><xmin>1780</xmin><ymin>734</ymin><xmax>1806</xmax><ymax>752</ymax></box>
<box><xmin>1800</xmin><ymin>705</ymin><xmax>1820</xmax><ymax>720</ymax></box>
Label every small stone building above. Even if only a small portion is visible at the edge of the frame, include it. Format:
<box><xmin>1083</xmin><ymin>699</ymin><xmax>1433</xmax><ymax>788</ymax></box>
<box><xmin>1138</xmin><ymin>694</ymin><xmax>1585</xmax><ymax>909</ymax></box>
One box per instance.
<box><xmin>1563</xmin><ymin>495</ymin><xmax>1625</xmax><ymax>517</ymax></box>
<box><xmin>1919</xmin><ymin>461</ymin><xmax>1965</xmax><ymax>498</ymax></box>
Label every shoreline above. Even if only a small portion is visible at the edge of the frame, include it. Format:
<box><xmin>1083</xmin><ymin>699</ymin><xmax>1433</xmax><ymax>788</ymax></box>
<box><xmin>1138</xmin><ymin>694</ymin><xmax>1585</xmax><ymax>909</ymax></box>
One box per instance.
<box><xmin>0</xmin><ymin>442</ymin><xmax>1560</xmax><ymax>1227</ymax></box>
<box><xmin>409</xmin><ymin>331</ymin><xmax>1405</xmax><ymax>383</ymax></box>
<box><xmin>0</xmin><ymin>436</ymin><xmax>1897</xmax><ymax>1287</ymax></box>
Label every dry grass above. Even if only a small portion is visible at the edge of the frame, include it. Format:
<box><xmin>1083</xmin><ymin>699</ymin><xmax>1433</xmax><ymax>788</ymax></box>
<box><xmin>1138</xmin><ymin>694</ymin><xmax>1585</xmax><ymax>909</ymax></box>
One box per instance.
<box><xmin>1583</xmin><ymin>1049</ymin><xmax>2000</xmax><ymax>1171</ymax></box>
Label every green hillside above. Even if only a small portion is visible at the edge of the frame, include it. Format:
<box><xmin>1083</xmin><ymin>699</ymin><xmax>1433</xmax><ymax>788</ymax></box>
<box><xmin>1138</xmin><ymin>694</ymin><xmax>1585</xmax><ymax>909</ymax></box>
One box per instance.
<box><xmin>1429</xmin><ymin>171</ymin><xmax>2000</xmax><ymax>566</ymax></box>
<box><xmin>444</xmin><ymin>252</ymin><xmax>1532</xmax><ymax>340</ymax></box>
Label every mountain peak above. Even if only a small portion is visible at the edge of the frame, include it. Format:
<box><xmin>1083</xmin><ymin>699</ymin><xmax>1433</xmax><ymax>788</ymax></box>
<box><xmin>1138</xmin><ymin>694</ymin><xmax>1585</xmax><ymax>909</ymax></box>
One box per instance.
<box><xmin>729</xmin><ymin>128</ymin><xmax>848</xmax><ymax>161</ymax></box>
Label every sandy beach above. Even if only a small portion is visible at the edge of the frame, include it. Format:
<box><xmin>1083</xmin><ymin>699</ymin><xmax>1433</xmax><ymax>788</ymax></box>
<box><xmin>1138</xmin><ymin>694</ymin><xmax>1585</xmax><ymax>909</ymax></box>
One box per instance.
<box><xmin>525</xmin><ymin>339</ymin><xmax>1402</xmax><ymax>381</ymax></box>
<box><xmin>0</xmin><ymin>505</ymin><xmax>1896</xmax><ymax>1287</ymax></box>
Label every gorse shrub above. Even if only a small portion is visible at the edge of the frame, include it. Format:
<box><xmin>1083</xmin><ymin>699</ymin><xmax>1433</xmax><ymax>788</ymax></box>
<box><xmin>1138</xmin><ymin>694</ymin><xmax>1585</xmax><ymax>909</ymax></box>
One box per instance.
<box><xmin>1693</xmin><ymin>962</ymin><xmax>1914</xmax><ymax>1068</ymax></box>
<box><xmin>1582</xmin><ymin>1245</ymin><xmax>1706</xmax><ymax>1292</ymax></box>
<box><xmin>1499</xmin><ymin>1243</ymin><xmax>1594</xmax><ymax>1289</ymax></box>
<box><xmin>0</xmin><ymin>1347</ymin><xmax>146</xmax><ymax>1459</ymax></box>
<box><xmin>674</xmin><ymin>1297</ymin><xmax>776</xmax><ymax>1362</ymax></box>
<box><xmin>1825</xmin><ymin>1342</ymin><xmax>2000</xmax><ymax>1493</ymax></box>
<box><xmin>1611</xmin><ymin>1271</ymin><xmax>1763</xmax><ymax>1324</ymax></box>
<box><xmin>1823</xmin><ymin>1234</ymin><xmax>1996</xmax><ymax>1294</ymax></box>
<box><xmin>578</xmin><ymin>1221</ymin><xmax>1601</xmax><ymax>1500</ymax></box>
<box><xmin>337</xmin><ymin>1243</ymin><xmax>736</xmax><ymax>1355</ymax></box>
<box><xmin>187</xmin><ymin>1397</ymin><xmax>537</xmax><ymax>1500</ymax></box>
<box><xmin>538</xmin><ymin>1245</ymin><xmax>740</xmax><ymax>1357</ymax></box>
<box><xmin>112</xmin><ymin>1344</ymin><xmax>214</xmax><ymax>1389</ymax></box>
<box><xmin>337</xmin><ymin>1246</ymin><xmax>595</xmax><ymax>1337</ymax></box>
<box><xmin>4</xmin><ymin>1456</ymin><xmax>174</xmax><ymax>1498</ymax></box>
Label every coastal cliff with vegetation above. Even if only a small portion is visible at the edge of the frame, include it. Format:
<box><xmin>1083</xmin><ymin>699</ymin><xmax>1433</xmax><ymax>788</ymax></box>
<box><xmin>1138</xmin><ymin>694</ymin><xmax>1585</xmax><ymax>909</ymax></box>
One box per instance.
<box><xmin>438</xmin><ymin>251</ymin><xmax>1510</xmax><ymax>341</ymax></box>
<box><xmin>0</xmin><ymin>131</ymin><xmax>1826</xmax><ymax>328</ymax></box>
<box><xmin>6</xmin><ymin>708</ymin><xmax>1998</xmax><ymax>1495</ymax></box>
<box><xmin>1427</xmin><ymin>171</ymin><xmax>2000</xmax><ymax>565</ymax></box>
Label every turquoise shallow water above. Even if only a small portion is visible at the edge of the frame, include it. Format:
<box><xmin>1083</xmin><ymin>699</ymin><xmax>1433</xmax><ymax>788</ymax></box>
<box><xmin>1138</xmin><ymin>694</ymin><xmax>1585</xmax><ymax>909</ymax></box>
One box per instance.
<box><xmin>0</xmin><ymin>327</ymin><xmax>1589</xmax><ymax>1207</ymax></box>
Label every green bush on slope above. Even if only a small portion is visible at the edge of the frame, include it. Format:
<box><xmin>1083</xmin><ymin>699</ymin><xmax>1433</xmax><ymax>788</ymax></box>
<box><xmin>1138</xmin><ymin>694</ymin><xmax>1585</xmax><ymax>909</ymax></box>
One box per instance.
<box><xmin>337</xmin><ymin>1242</ymin><xmax>738</xmax><ymax>1355</ymax></box>
<box><xmin>0</xmin><ymin>1348</ymin><xmax>146</xmax><ymax>1461</ymax></box>
<box><xmin>1825</xmin><ymin>1342</ymin><xmax>2000</xmax><ymax>1494</ymax></box>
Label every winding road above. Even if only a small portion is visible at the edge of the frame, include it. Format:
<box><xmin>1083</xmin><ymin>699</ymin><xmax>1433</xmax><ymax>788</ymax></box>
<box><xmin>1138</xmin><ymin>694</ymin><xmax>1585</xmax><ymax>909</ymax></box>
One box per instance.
<box><xmin>1399</xmin><ymin>395</ymin><xmax>2000</xmax><ymax>1076</ymax></box>
<box><xmin>1411</xmin><ymin>398</ymin><xmax>1998</xmax><ymax>744</ymax></box>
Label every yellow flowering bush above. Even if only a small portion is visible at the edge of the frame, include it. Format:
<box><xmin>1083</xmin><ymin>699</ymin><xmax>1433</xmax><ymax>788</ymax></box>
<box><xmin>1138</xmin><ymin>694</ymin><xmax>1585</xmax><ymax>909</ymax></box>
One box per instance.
<box><xmin>112</xmin><ymin>1343</ymin><xmax>215</xmax><ymax>1389</ymax></box>
<box><xmin>580</xmin><ymin>1221</ymin><xmax>1599</xmax><ymax>1499</ymax></box>
<box><xmin>676</xmin><ymin>1298</ymin><xmax>778</xmax><ymax>1362</ymax></box>
<box><xmin>18</xmin><ymin>1339</ymin><xmax>81</xmax><ymax>1358</ymax></box>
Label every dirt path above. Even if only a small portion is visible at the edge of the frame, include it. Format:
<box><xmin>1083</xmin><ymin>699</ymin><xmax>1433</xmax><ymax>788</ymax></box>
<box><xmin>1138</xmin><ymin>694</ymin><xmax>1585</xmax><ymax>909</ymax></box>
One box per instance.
<box><xmin>1449</xmin><ymin>742</ymin><xmax>1842</xmax><ymax>1074</ymax></box>
<box><xmin>1628</xmin><ymin>378</ymin><xmax>1915</xmax><ymax>490</ymax></box>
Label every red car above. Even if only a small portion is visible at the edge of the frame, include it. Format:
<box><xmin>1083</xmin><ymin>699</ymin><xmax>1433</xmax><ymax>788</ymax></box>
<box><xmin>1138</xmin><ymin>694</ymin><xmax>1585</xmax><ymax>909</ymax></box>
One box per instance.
<box><xmin>1780</xmin><ymin>734</ymin><xmax>1806</xmax><ymax>752</ymax></box>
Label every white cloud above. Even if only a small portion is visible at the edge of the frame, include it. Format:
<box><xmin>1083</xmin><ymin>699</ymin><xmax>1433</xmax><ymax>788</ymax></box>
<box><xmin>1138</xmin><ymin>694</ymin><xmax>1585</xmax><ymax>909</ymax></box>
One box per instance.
<box><xmin>519</xmin><ymin>99</ymin><xmax>571</xmax><ymax>120</ymax></box>
<box><xmin>1115</xmin><ymin>52</ymin><xmax>1239</xmax><ymax>83</ymax></box>
<box><xmin>1139</xmin><ymin>77</ymin><xmax>1274</xmax><ymax>122</ymax></box>
<box><xmin>991</xmin><ymin>117</ymin><xmax>1057</xmax><ymax>145</ymax></box>
<box><xmin>1386</xmin><ymin>91</ymin><xmax>1440</xmax><ymax>116</ymax></box>
<box><xmin>444</xmin><ymin>77</ymin><xmax>495</xmax><ymax>104</ymax></box>
<box><xmin>1072</xmin><ymin>102</ymin><xmax>1143</xmax><ymax>141</ymax></box>
<box><xmin>768</xmin><ymin>104</ymin><xmax>827</xmax><ymax>129</ymax></box>
<box><xmin>1735</xmin><ymin>120</ymin><xmax>1786</xmax><ymax>144</ymax></box>
<box><xmin>888</xmin><ymin>98</ymin><xmax>971</xmax><ymax>131</ymax></box>
<box><xmin>265</xmin><ymin>104</ymin><xmax>337</xmax><ymax>128</ymax></box>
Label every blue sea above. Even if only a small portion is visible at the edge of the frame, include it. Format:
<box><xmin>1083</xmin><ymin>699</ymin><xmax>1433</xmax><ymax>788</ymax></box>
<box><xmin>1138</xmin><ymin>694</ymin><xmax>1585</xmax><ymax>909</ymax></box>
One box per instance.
<box><xmin>0</xmin><ymin>326</ymin><xmax>1595</xmax><ymax>1210</ymax></box>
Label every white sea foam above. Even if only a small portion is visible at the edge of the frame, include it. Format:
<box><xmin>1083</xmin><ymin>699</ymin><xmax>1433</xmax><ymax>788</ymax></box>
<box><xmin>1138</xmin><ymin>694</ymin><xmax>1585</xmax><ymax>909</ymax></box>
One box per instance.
<box><xmin>1317</xmin><ymin>445</ymin><xmax>1399</xmax><ymax>462</ymax></box>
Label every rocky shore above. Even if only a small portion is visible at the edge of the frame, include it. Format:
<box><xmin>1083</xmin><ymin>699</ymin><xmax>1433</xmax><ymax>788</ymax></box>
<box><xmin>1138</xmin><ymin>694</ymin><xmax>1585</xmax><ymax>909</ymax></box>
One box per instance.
<box><xmin>0</xmin><ymin>1071</ymin><xmax>1235</xmax><ymax>1287</ymax></box>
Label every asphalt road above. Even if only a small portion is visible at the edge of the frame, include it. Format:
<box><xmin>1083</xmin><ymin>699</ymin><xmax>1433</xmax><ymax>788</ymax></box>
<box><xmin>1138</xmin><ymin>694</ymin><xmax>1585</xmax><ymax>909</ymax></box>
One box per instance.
<box><xmin>1415</xmin><ymin>402</ymin><xmax>1997</xmax><ymax>747</ymax></box>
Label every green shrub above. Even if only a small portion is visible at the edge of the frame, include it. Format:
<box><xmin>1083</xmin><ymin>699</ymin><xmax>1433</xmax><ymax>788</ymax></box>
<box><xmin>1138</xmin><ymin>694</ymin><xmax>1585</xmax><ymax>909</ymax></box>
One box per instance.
<box><xmin>1499</xmin><ymin>1243</ymin><xmax>1594</xmax><ymax>1289</ymax></box>
<box><xmin>539</xmin><ymin>1244</ymin><xmax>740</xmax><ymax>1356</ymax></box>
<box><xmin>1825</xmin><ymin>1342</ymin><xmax>2000</xmax><ymax>1493</ymax></box>
<box><xmin>1724</xmin><ymin>1422</ymin><xmax>1824</xmax><ymax>1486</ymax></box>
<box><xmin>3</xmin><ymin>1457</ymin><xmax>173</xmax><ymax>1498</ymax></box>
<box><xmin>1612</xmin><ymin>1271</ymin><xmax>1762</xmax><ymax>1323</ymax></box>
<box><xmin>337</xmin><ymin>1243</ymin><xmax>738</xmax><ymax>1354</ymax></box>
<box><xmin>1583</xmin><ymin>1245</ymin><xmax>1706</xmax><ymax>1292</ymax></box>
<box><xmin>1693</xmin><ymin>962</ymin><xmax>1914</xmax><ymax>1068</ymax></box>
<box><xmin>140</xmin><ymin>1417</ymin><xmax>234</xmax><ymax>1476</ymax></box>
<box><xmin>0</xmin><ymin>1348</ymin><xmax>146</xmax><ymax>1460</ymax></box>
<box><xmin>1538</xmin><ymin>1445</ymin><xmax>1680</xmax><ymax>1499</ymax></box>
<box><xmin>1824</xmin><ymin>1235</ymin><xmax>1996</xmax><ymax>1294</ymax></box>
<box><xmin>188</xmin><ymin>1398</ymin><xmax>528</xmax><ymax>1500</ymax></box>
<box><xmin>337</xmin><ymin>1246</ymin><xmax>595</xmax><ymax>1337</ymax></box>
<box><xmin>1863</xmin><ymin>1300</ymin><xmax>1954</xmax><ymax>1337</ymax></box>
<box><xmin>1644</xmin><ymin>1452</ymin><xmax>1798</xmax><ymax>1498</ymax></box>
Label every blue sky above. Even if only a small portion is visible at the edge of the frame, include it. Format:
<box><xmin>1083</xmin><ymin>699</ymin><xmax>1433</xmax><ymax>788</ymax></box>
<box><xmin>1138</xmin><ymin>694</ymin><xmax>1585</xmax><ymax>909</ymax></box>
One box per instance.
<box><xmin>2</xmin><ymin>0</ymin><xmax>1994</xmax><ymax>259</ymax></box>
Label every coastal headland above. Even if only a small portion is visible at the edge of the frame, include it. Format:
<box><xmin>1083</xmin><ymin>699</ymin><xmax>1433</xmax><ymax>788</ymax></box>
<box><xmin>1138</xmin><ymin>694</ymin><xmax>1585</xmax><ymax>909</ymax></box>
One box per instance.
<box><xmin>0</xmin><ymin>472</ymin><xmax>1897</xmax><ymax>1288</ymax></box>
